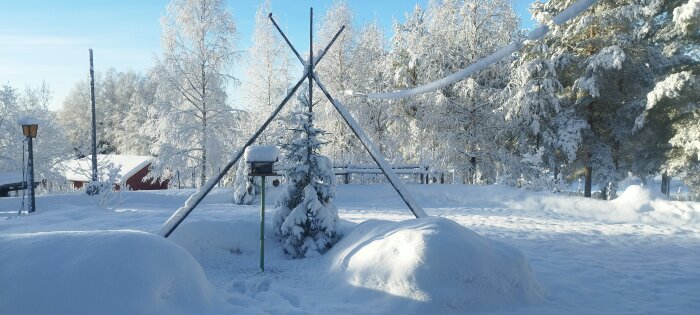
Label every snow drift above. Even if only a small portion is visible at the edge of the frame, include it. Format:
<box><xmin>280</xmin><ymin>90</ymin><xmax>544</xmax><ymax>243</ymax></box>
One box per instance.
<box><xmin>327</xmin><ymin>217</ymin><xmax>542</xmax><ymax>313</ymax></box>
<box><xmin>0</xmin><ymin>230</ymin><xmax>217</xmax><ymax>315</ymax></box>
<box><xmin>610</xmin><ymin>185</ymin><xmax>700</xmax><ymax>225</ymax></box>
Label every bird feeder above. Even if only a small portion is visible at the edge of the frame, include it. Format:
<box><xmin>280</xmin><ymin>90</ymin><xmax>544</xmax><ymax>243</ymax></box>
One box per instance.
<box><xmin>243</xmin><ymin>145</ymin><xmax>279</xmax><ymax>272</ymax></box>
<box><xmin>245</xmin><ymin>146</ymin><xmax>279</xmax><ymax>176</ymax></box>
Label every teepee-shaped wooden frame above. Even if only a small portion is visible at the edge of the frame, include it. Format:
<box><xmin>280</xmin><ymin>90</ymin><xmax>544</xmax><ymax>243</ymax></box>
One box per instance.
<box><xmin>160</xmin><ymin>8</ymin><xmax>426</xmax><ymax>238</ymax></box>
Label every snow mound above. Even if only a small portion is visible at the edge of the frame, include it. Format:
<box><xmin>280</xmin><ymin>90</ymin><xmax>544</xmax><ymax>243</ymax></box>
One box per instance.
<box><xmin>608</xmin><ymin>185</ymin><xmax>700</xmax><ymax>225</ymax></box>
<box><xmin>327</xmin><ymin>217</ymin><xmax>542</xmax><ymax>314</ymax></box>
<box><xmin>0</xmin><ymin>230</ymin><xmax>218</xmax><ymax>315</ymax></box>
<box><xmin>614</xmin><ymin>185</ymin><xmax>666</xmax><ymax>212</ymax></box>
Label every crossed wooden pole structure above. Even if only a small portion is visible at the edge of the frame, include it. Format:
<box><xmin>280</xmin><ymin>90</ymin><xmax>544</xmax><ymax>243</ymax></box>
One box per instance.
<box><xmin>159</xmin><ymin>8</ymin><xmax>426</xmax><ymax>238</ymax></box>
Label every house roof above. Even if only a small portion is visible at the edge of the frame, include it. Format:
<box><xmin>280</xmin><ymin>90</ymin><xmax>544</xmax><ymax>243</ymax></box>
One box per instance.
<box><xmin>59</xmin><ymin>155</ymin><xmax>153</xmax><ymax>184</ymax></box>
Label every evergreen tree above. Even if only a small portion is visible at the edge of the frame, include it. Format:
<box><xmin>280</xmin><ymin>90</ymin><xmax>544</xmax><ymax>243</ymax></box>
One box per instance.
<box><xmin>531</xmin><ymin>0</ymin><xmax>666</xmax><ymax>197</ymax></box>
<box><xmin>634</xmin><ymin>0</ymin><xmax>700</xmax><ymax>197</ymax></box>
<box><xmin>273</xmin><ymin>88</ymin><xmax>340</xmax><ymax>258</ymax></box>
<box><xmin>503</xmin><ymin>40</ymin><xmax>586</xmax><ymax>189</ymax></box>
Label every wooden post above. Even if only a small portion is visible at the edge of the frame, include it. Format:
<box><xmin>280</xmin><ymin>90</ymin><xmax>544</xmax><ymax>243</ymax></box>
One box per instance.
<box><xmin>88</xmin><ymin>49</ymin><xmax>98</xmax><ymax>195</ymax></box>
<box><xmin>309</xmin><ymin>7</ymin><xmax>313</xmax><ymax>113</ymax></box>
<box><xmin>584</xmin><ymin>166</ymin><xmax>592</xmax><ymax>197</ymax></box>
<box><xmin>661</xmin><ymin>171</ymin><xmax>670</xmax><ymax>197</ymax></box>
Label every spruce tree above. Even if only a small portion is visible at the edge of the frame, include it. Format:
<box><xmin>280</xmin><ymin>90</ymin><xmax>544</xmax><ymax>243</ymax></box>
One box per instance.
<box><xmin>273</xmin><ymin>88</ymin><xmax>340</xmax><ymax>258</ymax></box>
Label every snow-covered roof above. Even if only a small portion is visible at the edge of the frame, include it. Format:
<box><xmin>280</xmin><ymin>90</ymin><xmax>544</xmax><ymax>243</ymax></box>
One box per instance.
<box><xmin>244</xmin><ymin>146</ymin><xmax>279</xmax><ymax>162</ymax></box>
<box><xmin>59</xmin><ymin>155</ymin><xmax>153</xmax><ymax>184</ymax></box>
<box><xmin>16</xmin><ymin>117</ymin><xmax>40</xmax><ymax>126</ymax></box>
<box><xmin>0</xmin><ymin>173</ymin><xmax>23</xmax><ymax>186</ymax></box>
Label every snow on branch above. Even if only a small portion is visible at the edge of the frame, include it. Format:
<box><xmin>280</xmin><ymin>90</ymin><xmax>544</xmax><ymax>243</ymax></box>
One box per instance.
<box><xmin>361</xmin><ymin>0</ymin><xmax>600</xmax><ymax>100</ymax></box>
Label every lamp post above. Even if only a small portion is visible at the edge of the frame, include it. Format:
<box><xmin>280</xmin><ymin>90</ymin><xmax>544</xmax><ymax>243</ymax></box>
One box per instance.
<box><xmin>19</xmin><ymin>118</ymin><xmax>39</xmax><ymax>213</ymax></box>
<box><xmin>244</xmin><ymin>146</ymin><xmax>279</xmax><ymax>273</ymax></box>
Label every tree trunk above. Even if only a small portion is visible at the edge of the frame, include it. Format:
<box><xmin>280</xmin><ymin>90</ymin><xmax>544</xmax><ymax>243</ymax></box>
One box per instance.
<box><xmin>661</xmin><ymin>171</ymin><xmax>669</xmax><ymax>197</ymax></box>
<box><xmin>601</xmin><ymin>185</ymin><xmax>607</xmax><ymax>200</ymax></box>
<box><xmin>584</xmin><ymin>165</ymin><xmax>592</xmax><ymax>197</ymax></box>
<box><xmin>200</xmin><ymin>62</ymin><xmax>207</xmax><ymax>188</ymax></box>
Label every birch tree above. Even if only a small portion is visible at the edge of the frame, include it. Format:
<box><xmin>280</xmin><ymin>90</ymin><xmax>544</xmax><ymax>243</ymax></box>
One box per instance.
<box><xmin>240</xmin><ymin>0</ymin><xmax>292</xmax><ymax>146</ymax></box>
<box><xmin>154</xmin><ymin>0</ymin><xmax>240</xmax><ymax>187</ymax></box>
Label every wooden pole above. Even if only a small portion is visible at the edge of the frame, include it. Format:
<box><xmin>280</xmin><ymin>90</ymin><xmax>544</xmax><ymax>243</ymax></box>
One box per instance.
<box><xmin>309</xmin><ymin>7</ymin><xmax>314</xmax><ymax>113</ymax></box>
<box><xmin>160</xmin><ymin>75</ymin><xmax>307</xmax><ymax>238</ymax></box>
<box><xmin>88</xmin><ymin>49</ymin><xmax>98</xmax><ymax>194</ymax></box>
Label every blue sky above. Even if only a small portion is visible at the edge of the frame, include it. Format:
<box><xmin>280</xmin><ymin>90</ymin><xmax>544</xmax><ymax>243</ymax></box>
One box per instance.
<box><xmin>0</xmin><ymin>0</ymin><xmax>536</xmax><ymax>110</ymax></box>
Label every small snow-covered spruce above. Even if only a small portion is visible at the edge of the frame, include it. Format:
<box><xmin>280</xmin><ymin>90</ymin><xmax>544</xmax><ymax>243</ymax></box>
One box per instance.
<box><xmin>232</xmin><ymin>160</ymin><xmax>258</xmax><ymax>205</ymax></box>
<box><xmin>273</xmin><ymin>88</ymin><xmax>340</xmax><ymax>258</ymax></box>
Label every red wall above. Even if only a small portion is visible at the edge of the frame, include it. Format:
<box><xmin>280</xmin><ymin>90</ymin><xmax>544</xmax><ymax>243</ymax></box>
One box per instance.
<box><xmin>70</xmin><ymin>163</ymin><xmax>168</xmax><ymax>191</ymax></box>
<box><xmin>125</xmin><ymin>164</ymin><xmax>169</xmax><ymax>190</ymax></box>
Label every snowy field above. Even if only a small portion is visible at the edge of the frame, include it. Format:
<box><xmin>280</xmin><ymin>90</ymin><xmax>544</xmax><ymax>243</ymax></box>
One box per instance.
<box><xmin>1</xmin><ymin>184</ymin><xmax>699</xmax><ymax>314</ymax></box>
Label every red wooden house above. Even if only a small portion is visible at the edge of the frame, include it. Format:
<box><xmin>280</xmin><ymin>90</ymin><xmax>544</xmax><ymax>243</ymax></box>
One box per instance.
<box><xmin>60</xmin><ymin>155</ymin><xmax>168</xmax><ymax>191</ymax></box>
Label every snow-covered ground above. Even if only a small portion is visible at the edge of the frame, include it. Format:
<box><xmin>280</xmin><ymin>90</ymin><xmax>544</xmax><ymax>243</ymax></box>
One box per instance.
<box><xmin>1</xmin><ymin>184</ymin><xmax>699</xmax><ymax>314</ymax></box>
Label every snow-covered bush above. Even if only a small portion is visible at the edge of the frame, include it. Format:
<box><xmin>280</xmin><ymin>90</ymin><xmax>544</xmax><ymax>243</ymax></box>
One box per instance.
<box><xmin>85</xmin><ymin>162</ymin><xmax>122</xmax><ymax>208</ymax></box>
<box><xmin>232</xmin><ymin>160</ymin><xmax>258</xmax><ymax>205</ymax></box>
<box><xmin>273</xmin><ymin>88</ymin><xmax>340</xmax><ymax>258</ymax></box>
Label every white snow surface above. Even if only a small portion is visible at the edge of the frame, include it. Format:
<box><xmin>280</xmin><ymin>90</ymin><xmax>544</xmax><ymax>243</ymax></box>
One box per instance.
<box><xmin>1</xmin><ymin>183</ymin><xmax>699</xmax><ymax>314</ymax></box>
<box><xmin>244</xmin><ymin>145</ymin><xmax>279</xmax><ymax>162</ymax></box>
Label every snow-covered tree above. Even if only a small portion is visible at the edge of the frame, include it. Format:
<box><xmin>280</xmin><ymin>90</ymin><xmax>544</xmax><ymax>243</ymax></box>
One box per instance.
<box><xmin>530</xmin><ymin>0</ymin><xmax>675</xmax><ymax>197</ymax></box>
<box><xmin>501</xmin><ymin>38</ymin><xmax>588</xmax><ymax>190</ymax></box>
<box><xmin>240</xmin><ymin>0</ymin><xmax>293</xmax><ymax>146</ymax></box>
<box><xmin>314</xmin><ymin>0</ymin><xmax>360</xmax><ymax>164</ymax></box>
<box><xmin>232</xmin><ymin>160</ymin><xmax>258</xmax><ymax>205</ymax></box>
<box><xmin>1</xmin><ymin>83</ymin><xmax>71</xmax><ymax>192</ymax></box>
<box><xmin>59</xmin><ymin>70</ymin><xmax>158</xmax><ymax>157</ymax></box>
<box><xmin>384</xmin><ymin>5</ymin><xmax>430</xmax><ymax>166</ymax></box>
<box><xmin>631</xmin><ymin>0</ymin><xmax>699</xmax><ymax>197</ymax></box>
<box><xmin>384</xmin><ymin>0</ymin><xmax>519</xmax><ymax>183</ymax></box>
<box><xmin>349</xmin><ymin>22</ymin><xmax>400</xmax><ymax>158</ymax></box>
<box><xmin>154</xmin><ymin>0</ymin><xmax>240</xmax><ymax>187</ymax></box>
<box><xmin>273</xmin><ymin>88</ymin><xmax>340</xmax><ymax>258</ymax></box>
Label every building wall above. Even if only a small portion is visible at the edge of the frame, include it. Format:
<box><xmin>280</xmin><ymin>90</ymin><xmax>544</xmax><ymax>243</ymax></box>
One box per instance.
<box><xmin>70</xmin><ymin>164</ymin><xmax>168</xmax><ymax>191</ymax></box>
<box><xmin>125</xmin><ymin>164</ymin><xmax>169</xmax><ymax>190</ymax></box>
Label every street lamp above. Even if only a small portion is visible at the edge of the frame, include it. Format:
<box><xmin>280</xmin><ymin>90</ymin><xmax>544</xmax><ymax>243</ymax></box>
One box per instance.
<box><xmin>18</xmin><ymin>117</ymin><xmax>39</xmax><ymax>213</ymax></box>
<box><xmin>244</xmin><ymin>145</ymin><xmax>279</xmax><ymax>272</ymax></box>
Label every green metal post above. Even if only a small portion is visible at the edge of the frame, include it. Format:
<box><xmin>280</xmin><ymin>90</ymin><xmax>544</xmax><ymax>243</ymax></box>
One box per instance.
<box><xmin>260</xmin><ymin>176</ymin><xmax>265</xmax><ymax>272</ymax></box>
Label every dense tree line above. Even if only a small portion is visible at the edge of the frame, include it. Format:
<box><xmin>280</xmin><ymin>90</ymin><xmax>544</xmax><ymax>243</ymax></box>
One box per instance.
<box><xmin>2</xmin><ymin>0</ymin><xmax>697</xmax><ymax>198</ymax></box>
